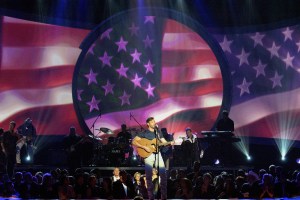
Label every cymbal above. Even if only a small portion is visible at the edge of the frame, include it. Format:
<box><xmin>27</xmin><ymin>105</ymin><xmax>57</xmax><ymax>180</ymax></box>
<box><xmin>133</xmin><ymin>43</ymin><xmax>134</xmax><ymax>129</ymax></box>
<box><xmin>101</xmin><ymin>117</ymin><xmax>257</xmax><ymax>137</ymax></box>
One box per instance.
<box><xmin>100</xmin><ymin>127</ymin><xmax>114</xmax><ymax>134</ymax></box>
<box><xmin>88</xmin><ymin>135</ymin><xmax>102</xmax><ymax>141</ymax></box>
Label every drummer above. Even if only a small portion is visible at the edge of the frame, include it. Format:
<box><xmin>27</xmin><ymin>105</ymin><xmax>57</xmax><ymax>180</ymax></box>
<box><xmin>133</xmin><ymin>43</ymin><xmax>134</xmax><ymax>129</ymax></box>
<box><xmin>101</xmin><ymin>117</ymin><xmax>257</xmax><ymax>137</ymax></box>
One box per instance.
<box><xmin>117</xmin><ymin>124</ymin><xmax>132</xmax><ymax>144</ymax></box>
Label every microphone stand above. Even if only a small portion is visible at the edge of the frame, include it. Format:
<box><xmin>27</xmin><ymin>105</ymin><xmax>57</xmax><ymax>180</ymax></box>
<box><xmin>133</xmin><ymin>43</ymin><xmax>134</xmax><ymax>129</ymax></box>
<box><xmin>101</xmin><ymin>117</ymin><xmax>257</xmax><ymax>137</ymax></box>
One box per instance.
<box><xmin>90</xmin><ymin>112</ymin><xmax>101</xmax><ymax>166</ymax></box>
<box><xmin>154</xmin><ymin>126</ymin><xmax>160</xmax><ymax>200</ymax></box>
<box><xmin>130</xmin><ymin>113</ymin><xmax>144</xmax><ymax>131</ymax></box>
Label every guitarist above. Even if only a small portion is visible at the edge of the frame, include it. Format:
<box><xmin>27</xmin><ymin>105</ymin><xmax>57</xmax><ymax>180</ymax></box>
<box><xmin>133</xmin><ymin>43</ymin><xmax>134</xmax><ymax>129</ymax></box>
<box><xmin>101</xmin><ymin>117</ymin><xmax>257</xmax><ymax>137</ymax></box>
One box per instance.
<box><xmin>16</xmin><ymin>117</ymin><xmax>37</xmax><ymax>164</ymax></box>
<box><xmin>132</xmin><ymin>117</ymin><xmax>174</xmax><ymax>200</ymax></box>
<box><xmin>63</xmin><ymin>126</ymin><xmax>82</xmax><ymax>172</ymax></box>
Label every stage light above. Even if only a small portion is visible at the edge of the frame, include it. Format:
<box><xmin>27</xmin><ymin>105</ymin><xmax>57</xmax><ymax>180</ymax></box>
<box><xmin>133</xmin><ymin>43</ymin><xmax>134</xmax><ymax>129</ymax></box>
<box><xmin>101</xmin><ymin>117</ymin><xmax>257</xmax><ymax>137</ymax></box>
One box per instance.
<box><xmin>296</xmin><ymin>158</ymin><xmax>300</xmax><ymax>164</ymax></box>
<box><xmin>26</xmin><ymin>155</ymin><xmax>31</xmax><ymax>161</ymax></box>
<box><xmin>266</xmin><ymin>96</ymin><xmax>300</xmax><ymax>163</ymax></box>
<box><xmin>214</xmin><ymin>159</ymin><xmax>220</xmax><ymax>165</ymax></box>
<box><xmin>233</xmin><ymin>128</ymin><xmax>250</xmax><ymax>163</ymax></box>
<box><xmin>281</xmin><ymin>156</ymin><xmax>286</xmax><ymax>161</ymax></box>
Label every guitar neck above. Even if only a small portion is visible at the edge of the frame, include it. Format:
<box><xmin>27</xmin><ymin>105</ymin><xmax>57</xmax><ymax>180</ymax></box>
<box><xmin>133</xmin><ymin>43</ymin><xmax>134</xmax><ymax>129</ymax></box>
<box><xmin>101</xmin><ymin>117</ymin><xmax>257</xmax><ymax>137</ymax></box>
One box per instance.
<box><xmin>158</xmin><ymin>140</ymin><xmax>173</xmax><ymax>147</ymax></box>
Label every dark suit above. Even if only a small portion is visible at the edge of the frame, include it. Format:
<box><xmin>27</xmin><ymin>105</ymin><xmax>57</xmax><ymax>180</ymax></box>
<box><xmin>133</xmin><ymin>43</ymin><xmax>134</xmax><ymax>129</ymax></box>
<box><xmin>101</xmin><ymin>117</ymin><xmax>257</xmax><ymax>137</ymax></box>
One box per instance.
<box><xmin>112</xmin><ymin>180</ymin><xmax>135</xmax><ymax>199</ymax></box>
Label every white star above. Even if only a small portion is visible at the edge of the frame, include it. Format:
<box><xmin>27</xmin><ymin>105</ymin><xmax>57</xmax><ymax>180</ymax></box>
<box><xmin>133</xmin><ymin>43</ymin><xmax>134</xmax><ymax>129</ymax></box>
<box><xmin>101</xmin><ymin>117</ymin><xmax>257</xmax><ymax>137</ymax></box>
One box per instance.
<box><xmin>130</xmin><ymin>49</ymin><xmax>142</xmax><ymax>64</ymax></box>
<box><xmin>282</xmin><ymin>27</ymin><xmax>293</xmax><ymax>41</ymax></box>
<box><xmin>116</xmin><ymin>63</ymin><xmax>129</xmax><ymax>78</ymax></box>
<box><xmin>250</xmin><ymin>32</ymin><xmax>265</xmax><ymax>47</ymax></box>
<box><xmin>270</xmin><ymin>71</ymin><xmax>283</xmax><ymax>88</ymax></box>
<box><xmin>100</xmin><ymin>28</ymin><xmax>113</xmax><ymax>40</ymax></box>
<box><xmin>145</xmin><ymin>83</ymin><xmax>155</xmax><ymax>98</ymax></box>
<box><xmin>236</xmin><ymin>48</ymin><xmax>250</xmax><ymax>66</ymax></box>
<box><xmin>143</xmin><ymin>35</ymin><xmax>154</xmax><ymax>48</ymax></box>
<box><xmin>144</xmin><ymin>16</ymin><xmax>155</xmax><ymax>24</ymax></box>
<box><xmin>283</xmin><ymin>52</ymin><xmax>294</xmax><ymax>69</ymax></box>
<box><xmin>128</xmin><ymin>23</ymin><xmax>139</xmax><ymax>36</ymax></box>
<box><xmin>102</xmin><ymin>80</ymin><xmax>115</xmax><ymax>96</ymax></box>
<box><xmin>119</xmin><ymin>91</ymin><xmax>131</xmax><ymax>106</ymax></box>
<box><xmin>131</xmin><ymin>73</ymin><xmax>143</xmax><ymax>89</ymax></box>
<box><xmin>267</xmin><ymin>42</ymin><xmax>280</xmax><ymax>58</ymax></box>
<box><xmin>115</xmin><ymin>36</ymin><xmax>128</xmax><ymax>52</ymax></box>
<box><xmin>237</xmin><ymin>78</ymin><xmax>252</xmax><ymax>96</ymax></box>
<box><xmin>86</xmin><ymin>95</ymin><xmax>100</xmax><ymax>112</ymax></box>
<box><xmin>220</xmin><ymin>36</ymin><xmax>233</xmax><ymax>53</ymax></box>
<box><xmin>99</xmin><ymin>51</ymin><xmax>112</xmax><ymax>67</ymax></box>
<box><xmin>144</xmin><ymin>60</ymin><xmax>154</xmax><ymax>74</ymax></box>
<box><xmin>253</xmin><ymin>60</ymin><xmax>267</xmax><ymax>77</ymax></box>
<box><xmin>296</xmin><ymin>40</ymin><xmax>300</xmax><ymax>52</ymax></box>
<box><xmin>84</xmin><ymin>69</ymin><xmax>98</xmax><ymax>85</ymax></box>
<box><xmin>77</xmin><ymin>89</ymin><xmax>83</xmax><ymax>101</ymax></box>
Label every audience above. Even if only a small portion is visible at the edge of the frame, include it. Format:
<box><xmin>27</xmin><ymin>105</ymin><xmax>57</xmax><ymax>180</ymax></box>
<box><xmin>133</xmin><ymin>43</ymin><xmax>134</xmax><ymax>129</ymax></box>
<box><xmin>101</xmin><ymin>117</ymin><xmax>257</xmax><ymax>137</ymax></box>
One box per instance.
<box><xmin>0</xmin><ymin>164</ymin><xmax>299</xmax><ymax>199</ymax></box>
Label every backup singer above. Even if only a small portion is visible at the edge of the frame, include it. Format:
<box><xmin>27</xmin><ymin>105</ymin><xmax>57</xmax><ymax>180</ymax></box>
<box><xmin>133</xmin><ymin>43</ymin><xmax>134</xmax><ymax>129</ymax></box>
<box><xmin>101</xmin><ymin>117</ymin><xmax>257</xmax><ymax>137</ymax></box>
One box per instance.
<box><xmin>181</xmin><ymin>127</ymin><xmax>203</xmax><ymax>170</ymax></box>
<box><xmin>132</xmin><ymin>117</ymin><xmax>174</xmax><ymax>200</ymax></box>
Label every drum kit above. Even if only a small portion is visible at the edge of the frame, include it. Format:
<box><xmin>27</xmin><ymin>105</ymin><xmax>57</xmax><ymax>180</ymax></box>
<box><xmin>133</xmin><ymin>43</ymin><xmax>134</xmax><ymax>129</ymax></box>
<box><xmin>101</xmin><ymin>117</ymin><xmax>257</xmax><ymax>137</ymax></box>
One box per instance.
<box><xmin>89</xmin><ymin>127</ymin><xmax>140</xmax><ymax>166</ymax></box>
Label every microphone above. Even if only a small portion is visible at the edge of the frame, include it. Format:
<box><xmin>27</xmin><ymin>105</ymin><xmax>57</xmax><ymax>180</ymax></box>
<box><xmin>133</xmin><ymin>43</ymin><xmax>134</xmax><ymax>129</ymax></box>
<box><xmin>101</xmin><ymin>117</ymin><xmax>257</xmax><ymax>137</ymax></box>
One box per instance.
<box><xmin>130</xmin><ymin>113</ymin><xmax>132</xmax><ymax>120</ymax></box>
<box><xmin>155</xmin><ymin>124</ymin><xmax>159</xmax><ymax>130</ymax></box>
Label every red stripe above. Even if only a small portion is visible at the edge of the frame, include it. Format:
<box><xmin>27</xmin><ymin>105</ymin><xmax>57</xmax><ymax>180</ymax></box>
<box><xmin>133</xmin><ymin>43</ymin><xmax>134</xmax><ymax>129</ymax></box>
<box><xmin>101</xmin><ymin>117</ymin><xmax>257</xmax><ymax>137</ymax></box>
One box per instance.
<box><xmin>0</xmin><ymin>65</ymin><xmax>74</xmax><ymax>91</ymax></box>
<box><xmin>158</xmin><ymin>78</ymin><xmax>223</xmax><ymax>99</ymax></box>
<box><xmin>164</xmin><ymin>19</ymin><xmax>204</xmax><ymax>35</ymax></box>
<box><xmin>2</xmin><ymin>22</ymin><xmax>89</xmax><ymax>47</ymax></box>
<box><xmin>161</xmin><ymin>66</ymin><xmax>222</xmax><ymax>84</ymax></box>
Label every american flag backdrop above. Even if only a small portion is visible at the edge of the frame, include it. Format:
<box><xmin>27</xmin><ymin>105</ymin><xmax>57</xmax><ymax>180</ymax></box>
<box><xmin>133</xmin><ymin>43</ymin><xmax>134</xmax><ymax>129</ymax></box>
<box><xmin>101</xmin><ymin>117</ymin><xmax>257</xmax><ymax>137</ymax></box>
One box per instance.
<box><xmin>0</xmin><ymin>16</ymin><xmax>89</xmax><ymax>135</ymax></box>
<box><xmin>1</xmin><ymin>9</ymin><xmax>300</xmax><ymax>141</ymax></box>
<box><xmin>212</xmin><ymin>26</ymin><xmax>300</xmax><ymax>141</ymax></box>
<box><xmin>74</xmin><ymin>11</ymin><xmax>223</xmax><ymax>140</ymax></box>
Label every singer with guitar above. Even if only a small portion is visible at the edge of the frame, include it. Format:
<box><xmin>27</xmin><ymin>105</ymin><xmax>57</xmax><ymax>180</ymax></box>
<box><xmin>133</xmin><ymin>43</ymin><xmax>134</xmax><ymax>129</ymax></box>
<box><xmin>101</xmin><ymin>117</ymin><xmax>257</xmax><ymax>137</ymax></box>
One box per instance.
<box><xmin>132</xmin><ymin>117</ymin><xmax>174</xmax><ymax>200</ymax></box>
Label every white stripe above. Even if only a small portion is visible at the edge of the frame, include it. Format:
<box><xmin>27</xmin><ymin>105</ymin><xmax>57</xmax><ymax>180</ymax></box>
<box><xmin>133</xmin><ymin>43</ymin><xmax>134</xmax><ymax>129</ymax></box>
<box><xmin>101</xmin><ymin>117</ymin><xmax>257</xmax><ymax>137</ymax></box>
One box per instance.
<box><xmin>85</xmin><ymin>91</ymin><xmax>223</xmax><ymax>133</ymax></box>
<box><xmin>232</xmin><ymin>88</ymin><xmax>300</xmax><ymax>128</ymax></box>
<box><xmin>162</xmin><ymin>33</ymin><xmax>210</xmax><ymax>50</ymax></box>
<box><xmin>161</xmin><ymin>64</ymin><xmax>221</xmax><ymax>83</ymax></box>
<box><xmin>2</xmin><ymin>47</ymin><xmax>81</xmax><ymax>69</ymax></box>
<box><xmin>0</xmin><ymin>84</ymin><xmax>73</xmax><ymax>122</ymax></box>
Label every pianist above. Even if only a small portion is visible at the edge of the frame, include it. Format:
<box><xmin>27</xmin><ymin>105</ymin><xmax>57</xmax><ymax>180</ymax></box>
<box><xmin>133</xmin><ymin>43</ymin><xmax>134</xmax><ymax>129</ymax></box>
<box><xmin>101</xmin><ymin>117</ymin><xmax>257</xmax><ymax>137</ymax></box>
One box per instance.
<box><xmin>216</xmin><ymin>110</ymin><xmax>234</xmax><ymax>132</ymax></box>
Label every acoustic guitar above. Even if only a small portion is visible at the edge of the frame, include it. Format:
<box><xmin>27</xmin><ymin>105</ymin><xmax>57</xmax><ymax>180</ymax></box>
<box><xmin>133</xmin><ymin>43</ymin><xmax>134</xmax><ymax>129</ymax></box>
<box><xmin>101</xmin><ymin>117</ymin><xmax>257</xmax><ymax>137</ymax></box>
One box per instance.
<box><xmin>136</xmin><ymin>138</ymin><xmax>173</xmax><ymax>158</ymax></box>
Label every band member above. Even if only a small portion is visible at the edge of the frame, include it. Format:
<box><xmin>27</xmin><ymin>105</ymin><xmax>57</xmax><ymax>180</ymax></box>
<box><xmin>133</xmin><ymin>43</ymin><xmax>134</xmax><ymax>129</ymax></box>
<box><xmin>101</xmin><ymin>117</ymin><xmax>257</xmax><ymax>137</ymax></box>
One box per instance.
<box><xmin>117</xmin><ymin>124</ymin><xmax>132</xmax><ymax>143</ymax></box>
<box><xmin>215</xmin><ymin>110</ymin><xmax>235</xmax><ymax>165</ymax></box>
<box><xmin>181</xmin><ymin>127</ymin><xmax>204</xmax><ymax>170</ymax></box>
<box><xmin>216</xmin><ymin>110</ymin><xmax>234</xmax><ymax>132</ymax></box>
<box><xmin>160</xmin><ymin>128</ymin><xmax>174</xmax><ymax>170</ymax></box>
<box><xmin>63</xmin><ymin>126</ymin><xmax>82</xmax><ymax>171</ymax></box>
<box><xmin>0</xmin><ymin>128</ymin><xmax>6</xmax><ymax>174</ymax></box>
<box><xmin>132</xmin><ymin>117</ymin><xmax>174</xmax><ymax>200</ymax></box>
<box><xmin>3</xmin><ymin>121</ymin><xmax>20</xmax><ymax>179</ymax></box>
<box><xmin>16</xmin><ymin>118</ymin><xmax>37</xmax><ymax>164</ymax></box>
<box><xmin>117</xmin><ymin>124</ymin><xmax>133</xmax><ymax>164</ymax></box>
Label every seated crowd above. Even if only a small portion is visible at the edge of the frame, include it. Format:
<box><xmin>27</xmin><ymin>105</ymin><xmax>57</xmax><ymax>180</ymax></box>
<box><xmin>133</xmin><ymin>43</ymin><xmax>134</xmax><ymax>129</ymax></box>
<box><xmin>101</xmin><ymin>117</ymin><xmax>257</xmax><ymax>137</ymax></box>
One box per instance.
<box><xmin>0</xmin><ymin>163</ymin><xmax>300</xmax><ymax>199</ymax></box>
